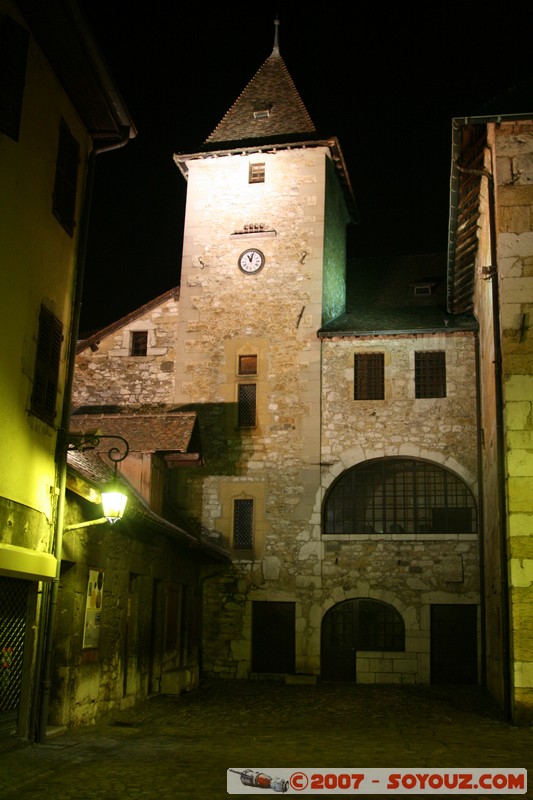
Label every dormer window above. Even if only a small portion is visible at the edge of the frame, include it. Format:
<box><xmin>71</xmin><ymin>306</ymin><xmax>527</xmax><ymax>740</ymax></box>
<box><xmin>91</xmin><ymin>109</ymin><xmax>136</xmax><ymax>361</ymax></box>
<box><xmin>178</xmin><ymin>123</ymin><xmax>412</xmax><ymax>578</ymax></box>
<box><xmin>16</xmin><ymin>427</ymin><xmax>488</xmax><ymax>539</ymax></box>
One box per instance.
<box><xmin>249</xmin><ymin>163</ymin><xmax>265</xmax><ymax>183</ymax></box>
<box><xmin>411</xmin><ymin>282</ymin><xmax>436</xmax><ymax>296</ymax></box>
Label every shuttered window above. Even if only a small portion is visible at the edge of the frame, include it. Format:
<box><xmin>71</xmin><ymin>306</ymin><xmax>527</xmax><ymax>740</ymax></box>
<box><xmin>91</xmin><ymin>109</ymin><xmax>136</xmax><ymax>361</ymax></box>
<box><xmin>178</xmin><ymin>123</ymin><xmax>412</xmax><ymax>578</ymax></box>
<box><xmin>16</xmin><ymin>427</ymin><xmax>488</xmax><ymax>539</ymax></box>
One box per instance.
<box><xmin>0</xmin><ymin>16</ymin><xmax>29</xmax><ymax>141</ymax></box>
<box><xmin>52</xmin><ymin>119</ymin><xmax>80</xmax><ymax>236</ymax></box>
<box><xmin>415</xmin><ymin>351</ymin><xmax>446</xmax><ymax>398</ymax></box>
<box><xmin>31</xmin><ymin>306</ymin><xmax>63</xmax><ymax>425</ymax></box>
<box><xmin>354</xmin><ymin>353</ymin><xmax>384</xmax><ymax>400</ymax></box>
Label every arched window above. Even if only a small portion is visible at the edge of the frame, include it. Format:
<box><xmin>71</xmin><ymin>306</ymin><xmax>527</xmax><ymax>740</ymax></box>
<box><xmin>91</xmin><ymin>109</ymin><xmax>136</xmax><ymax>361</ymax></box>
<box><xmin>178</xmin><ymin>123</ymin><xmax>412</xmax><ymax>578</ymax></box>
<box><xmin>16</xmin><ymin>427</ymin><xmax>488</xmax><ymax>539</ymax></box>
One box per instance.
<box><xmin>323</xmin><ymin>458</ymin><xmax>477</xmax><ymax>535</ymax></box>
<box><xmin>321</xmin><ymin>599</ymin><xmax>405</xmax><ymax>680</ymax></box>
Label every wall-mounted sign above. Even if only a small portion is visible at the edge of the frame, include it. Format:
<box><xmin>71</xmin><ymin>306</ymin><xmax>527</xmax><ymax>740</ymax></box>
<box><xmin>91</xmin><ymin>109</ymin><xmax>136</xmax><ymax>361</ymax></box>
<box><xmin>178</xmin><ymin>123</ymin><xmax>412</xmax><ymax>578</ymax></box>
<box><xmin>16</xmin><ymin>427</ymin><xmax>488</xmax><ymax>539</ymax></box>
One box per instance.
<box><xmin>83</xmin><ymin>569</ymin><xmax>104</xmax><ymax>649</ymax></box>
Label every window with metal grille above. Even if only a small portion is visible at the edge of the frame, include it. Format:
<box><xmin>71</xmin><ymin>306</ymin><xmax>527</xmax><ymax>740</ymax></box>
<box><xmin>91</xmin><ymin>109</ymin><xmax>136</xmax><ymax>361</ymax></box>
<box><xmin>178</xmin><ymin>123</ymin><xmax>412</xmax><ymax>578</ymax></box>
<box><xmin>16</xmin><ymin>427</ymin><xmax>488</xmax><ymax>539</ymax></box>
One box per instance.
<box><xmin>358</xmin><ymin>599</ymin><xmax>405</xmax><ymax>651</ymax></box>
<box><xmin>0</xmin><ymin>15</ymin><xmax>29</xmax><ymax>141</ymax></box>
<box><xmin>249</xmin><ymin>162</ymin><xmax>265</xmax><ymax>183</ymax></box>
<box><xmin>323</xmin><ymin>457</ymin><xmax>477</xmax><ymax>535</ymax></box>
<box><xmin>233</xmin><ymin>498</ymin><xmax>254</xmax><ymax>549</ymax></box>
<box><xmin>354</xmin><ymin>353</ymin><xmax>384</xmax><ymax>400</ymax></box>
<box><xmin>415</xmin><ymin>351</ymin><xmax>446</xmax><ymax>398</ymax></box>
<box><xmin>238</xmin><ymin>383</ymin><xmax>256</xmax><ymax>426</ymax></box>
<box><xmin>52</xmin><ymin>119</ymin><xmax>80</xmax><ymax>236</ymax></box>
<box><xmin>239</xmin><ymin>354</ymin><xmax>257</xmax><ymax>375</ymax></box>
<box><xmin>130</xmin><ymin>330</ymin><xmax>148</xmax><ymax>356</ymax></box>
<box><xmin>0</xmin><ymin>577</ymin><xmax>29</xmax><ymax>713</ymax></box>
<box><xmin>31</xmin><ymin>305</ymin><xmax>63</xmax><ymax>425</ymax></box>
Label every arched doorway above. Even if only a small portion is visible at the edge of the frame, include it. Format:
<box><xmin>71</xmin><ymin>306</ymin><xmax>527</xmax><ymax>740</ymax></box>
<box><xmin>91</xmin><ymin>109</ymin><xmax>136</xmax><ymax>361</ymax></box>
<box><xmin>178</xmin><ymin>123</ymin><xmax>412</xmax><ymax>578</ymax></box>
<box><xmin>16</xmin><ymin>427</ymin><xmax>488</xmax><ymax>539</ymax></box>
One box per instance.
<box><xmin>321</xmin><ymin>598</ymin><xmax>404</xmax><ymax>682</ymax></box>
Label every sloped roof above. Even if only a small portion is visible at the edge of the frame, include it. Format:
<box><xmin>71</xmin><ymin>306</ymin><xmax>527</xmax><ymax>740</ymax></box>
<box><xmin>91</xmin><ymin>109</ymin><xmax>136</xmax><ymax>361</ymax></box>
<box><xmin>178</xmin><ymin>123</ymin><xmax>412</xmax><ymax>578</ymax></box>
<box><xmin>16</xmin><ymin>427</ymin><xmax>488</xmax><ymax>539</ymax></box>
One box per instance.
<box><xmin>66</xmin><ymin>449</ymin><xmax>228</xmax><ymax>561</ymax></box>
<box><xmin>77</xmin><ymin>286</ymin><xmax>179</xmax><ymax>350</ymax></box>
<box><xmin>204</xmin><ymin>23</ymin><xmax>316</xmax><ymax>148</ymax></box>
<box><xmin>319</xmin><ymin>254</ymin><xmax>477</xmax><ymax>337</ymax></box>
<box><xmin>70</xmin><ymin>412</ymin><xmax>202</xmax><ymax>464</ymax></box>
<box><xmin>16</xmin><ymin>0</ymin><xmax>136</xmax><ymax>144</ymax></box>
<box><xmin>173</xmin><ymin>19</ymin><xmax>358</xmax><ymax>223</ymax></box>
<box><xmin>447</xmin><ymin>112</ymin><xmax>533</xmax><ymax>315</ymax></box>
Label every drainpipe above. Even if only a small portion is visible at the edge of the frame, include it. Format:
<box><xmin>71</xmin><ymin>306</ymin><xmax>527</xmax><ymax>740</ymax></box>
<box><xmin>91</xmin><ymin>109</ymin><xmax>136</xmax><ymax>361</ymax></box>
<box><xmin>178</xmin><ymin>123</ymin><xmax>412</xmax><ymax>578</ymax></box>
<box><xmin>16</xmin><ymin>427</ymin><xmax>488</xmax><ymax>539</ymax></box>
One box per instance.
<box><xmin>484</xmin><ymin>157</ymin><xmax>512</xmax><ymax>721</ymax></box>
<box><xmin>473</xmin><ymin>329</ymin><xmax>486</xmax><ymax>686</ymax></box>
<box><xmin>36</xmin><ymin>129</ymin><xmax>132</xmax><ymax>744</ymax></box>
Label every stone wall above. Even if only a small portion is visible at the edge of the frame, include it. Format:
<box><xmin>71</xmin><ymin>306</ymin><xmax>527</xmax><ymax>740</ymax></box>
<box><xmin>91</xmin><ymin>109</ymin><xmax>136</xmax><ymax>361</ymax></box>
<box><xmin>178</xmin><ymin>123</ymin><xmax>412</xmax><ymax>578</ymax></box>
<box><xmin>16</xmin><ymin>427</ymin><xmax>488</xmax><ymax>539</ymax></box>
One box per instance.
<box><xmin>49</xmin><ymin>492</ymin><xmax>203</xmax><ymax>728</ymax></box>
<box><xmin>495</xmin><ymin>121</ymin><xmax>533</xmax><ymax>723</ymax></box>
<box><xmin>73</xmin><ymin>291</ymin><xmax>179</xmax><ymax>410</ymax></box>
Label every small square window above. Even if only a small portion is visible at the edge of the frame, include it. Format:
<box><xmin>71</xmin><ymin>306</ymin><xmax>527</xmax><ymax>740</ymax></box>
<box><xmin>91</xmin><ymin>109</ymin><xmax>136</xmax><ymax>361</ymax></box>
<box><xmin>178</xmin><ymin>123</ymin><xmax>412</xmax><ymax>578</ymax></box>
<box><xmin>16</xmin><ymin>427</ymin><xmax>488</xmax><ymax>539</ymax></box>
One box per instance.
<box><xmin>354</xmin><ymin>353</ymin><xmax>384</xmax><ymax>400</ymax></box>
<box><xmin>249</xmin><ymin>163</ymin><xmax>265</xmax><ymax>184</ymax></box>
<box><xmin>239</xmin><ymin>355</ymin><xmax>257</xmax><ymax>375</ymax></box>
<box><xmin>234</xmin><ymin>498</ymin><xmax>254</xmax><ymax>549</ymax></box>
<box><xmin>131</xmin><ymin>331</ymin><xmax>148</xmax><ymax>356</ymax></box>
<box><xmin>415</xmin><ymin>351</ymin><xmax>446</xmax><ymax>398</ymax></box>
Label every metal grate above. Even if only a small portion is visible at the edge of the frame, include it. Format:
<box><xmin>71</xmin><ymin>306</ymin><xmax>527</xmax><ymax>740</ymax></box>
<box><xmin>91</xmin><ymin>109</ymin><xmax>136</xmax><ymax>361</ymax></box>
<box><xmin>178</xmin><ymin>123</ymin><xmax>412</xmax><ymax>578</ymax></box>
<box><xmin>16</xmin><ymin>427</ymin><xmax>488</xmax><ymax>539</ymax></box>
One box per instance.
<box><xmin>0</xmin><ymin>577</ymin><xmax>29</xmax><ymax>712</ymax></box>
<box><xmin>234</xmin><ymin>499</ymin><xmax>254</xmax><ymax>549</ymax></box>
<box><xmin>238</xmin><ymin>383</ymin><xmax>256</xmax><ymax>426</ymax></box>
<box><xmin>415</xmin><ymin>351</ymin><xmax>446</xmax><ymax>398</ymax></box>
<box><xmin>354</xmin><ymin>353</ymin><xmax>384</xmax><ymax>400</ymax></box>
<box><xmin>324</xmin><ymin>457</ymin><xmax>477</xmax><ymax>535</ymax></box>
<box><xmin>358</xmin><ymin>599</ymin><xmax>404</xmax><ymax>651</ymax></box>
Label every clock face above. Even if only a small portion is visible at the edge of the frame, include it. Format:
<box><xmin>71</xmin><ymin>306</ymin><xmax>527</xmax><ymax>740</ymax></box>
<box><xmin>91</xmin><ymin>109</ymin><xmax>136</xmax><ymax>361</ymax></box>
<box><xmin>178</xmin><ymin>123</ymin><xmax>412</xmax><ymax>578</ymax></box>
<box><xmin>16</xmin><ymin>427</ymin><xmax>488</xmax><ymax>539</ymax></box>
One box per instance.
<box><xmin>238</xmin><ymin>248</ymin><xmax>265</xmax><ymax>274</ymax></box>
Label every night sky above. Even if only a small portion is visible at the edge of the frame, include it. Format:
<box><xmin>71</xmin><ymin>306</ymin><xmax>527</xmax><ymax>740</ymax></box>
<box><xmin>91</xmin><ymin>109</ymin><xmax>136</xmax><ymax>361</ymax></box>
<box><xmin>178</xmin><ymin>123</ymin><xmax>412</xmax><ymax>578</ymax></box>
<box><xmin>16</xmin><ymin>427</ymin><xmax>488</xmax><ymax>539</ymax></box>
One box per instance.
<box><xmin>77</xmin><ymin>2</ymin><xmax>533</xmax><ymax>334</ymax></box>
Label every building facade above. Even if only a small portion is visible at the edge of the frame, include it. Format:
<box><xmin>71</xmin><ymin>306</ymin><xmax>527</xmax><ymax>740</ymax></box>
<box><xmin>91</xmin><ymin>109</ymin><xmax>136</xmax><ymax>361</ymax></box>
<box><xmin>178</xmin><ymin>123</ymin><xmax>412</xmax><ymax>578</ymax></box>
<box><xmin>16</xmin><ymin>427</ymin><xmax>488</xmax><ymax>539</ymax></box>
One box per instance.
<box><xmin>73</xmin><ymin>25</ymin><xmax>483</xmax><ymax>702</ymax></box>
<box><xmin>448</xmin><ymin>115</ymin><xmax>533</xmax><ymax>724</ymax></box>
<box><xmin>0</xmin><ymin>0</ymin><xmax>135</xmax><ymax>741</ymax></box>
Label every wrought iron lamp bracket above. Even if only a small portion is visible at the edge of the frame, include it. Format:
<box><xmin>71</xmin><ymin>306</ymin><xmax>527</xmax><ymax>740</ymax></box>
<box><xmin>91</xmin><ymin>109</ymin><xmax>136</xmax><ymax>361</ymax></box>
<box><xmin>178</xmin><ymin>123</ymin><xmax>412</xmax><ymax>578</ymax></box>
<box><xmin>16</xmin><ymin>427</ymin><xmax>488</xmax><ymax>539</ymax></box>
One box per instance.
<box><xmin>67</xmin><ymin>433</ymin><xmax>130</xmax><ymax>464</ymax></box>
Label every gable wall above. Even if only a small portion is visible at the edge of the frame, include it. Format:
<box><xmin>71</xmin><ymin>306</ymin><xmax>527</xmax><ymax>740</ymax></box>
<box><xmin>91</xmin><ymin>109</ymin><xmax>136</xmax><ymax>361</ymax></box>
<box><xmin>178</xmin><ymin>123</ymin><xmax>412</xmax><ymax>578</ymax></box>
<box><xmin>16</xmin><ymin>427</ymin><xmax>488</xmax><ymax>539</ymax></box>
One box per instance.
<box><xmin>73</xmin><ymin>294</ymin><xmax>179</xmax><ymax>409</ymax></box>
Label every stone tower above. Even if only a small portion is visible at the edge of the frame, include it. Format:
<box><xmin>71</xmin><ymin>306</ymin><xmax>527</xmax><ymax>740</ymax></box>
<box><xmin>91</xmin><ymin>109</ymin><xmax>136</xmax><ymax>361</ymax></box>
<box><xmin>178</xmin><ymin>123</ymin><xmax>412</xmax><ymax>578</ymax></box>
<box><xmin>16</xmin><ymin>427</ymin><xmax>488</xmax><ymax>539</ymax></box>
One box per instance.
<box><xmin>172</xmin><ymin>19</ymin><xmax>356</xmax><ymax>677</ymax></box>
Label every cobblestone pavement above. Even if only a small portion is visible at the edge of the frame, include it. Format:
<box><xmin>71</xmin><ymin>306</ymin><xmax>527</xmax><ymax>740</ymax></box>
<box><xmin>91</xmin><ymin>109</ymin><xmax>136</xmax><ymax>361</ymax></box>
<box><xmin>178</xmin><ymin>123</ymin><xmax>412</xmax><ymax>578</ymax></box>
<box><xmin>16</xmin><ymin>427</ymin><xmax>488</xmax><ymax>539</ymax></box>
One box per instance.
<box><xmin>0</xmin><ymin>680</ymin><xmax>531</xmax><ymax>800</ymax></box>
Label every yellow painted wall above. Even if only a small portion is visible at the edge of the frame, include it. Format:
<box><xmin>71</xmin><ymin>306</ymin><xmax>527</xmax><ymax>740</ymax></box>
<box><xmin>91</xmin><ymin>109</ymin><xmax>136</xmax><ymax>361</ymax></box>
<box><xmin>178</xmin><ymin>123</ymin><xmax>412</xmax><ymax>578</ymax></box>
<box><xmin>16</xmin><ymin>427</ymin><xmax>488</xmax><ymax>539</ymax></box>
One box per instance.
<box><xmin>0</xmin><ymin>1</ymin><xmax>91</xmax><ymax>527</ymax></box>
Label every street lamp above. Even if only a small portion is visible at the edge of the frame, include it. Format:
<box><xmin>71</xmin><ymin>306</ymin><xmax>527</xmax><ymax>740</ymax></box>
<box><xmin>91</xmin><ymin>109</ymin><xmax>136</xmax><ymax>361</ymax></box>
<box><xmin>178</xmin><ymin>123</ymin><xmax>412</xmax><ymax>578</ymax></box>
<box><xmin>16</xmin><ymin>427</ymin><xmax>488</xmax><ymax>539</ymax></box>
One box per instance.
<box><xmin>67</xmin><ymin>433</ymin><xmax>129</xmax><ymax>524</ymax></box>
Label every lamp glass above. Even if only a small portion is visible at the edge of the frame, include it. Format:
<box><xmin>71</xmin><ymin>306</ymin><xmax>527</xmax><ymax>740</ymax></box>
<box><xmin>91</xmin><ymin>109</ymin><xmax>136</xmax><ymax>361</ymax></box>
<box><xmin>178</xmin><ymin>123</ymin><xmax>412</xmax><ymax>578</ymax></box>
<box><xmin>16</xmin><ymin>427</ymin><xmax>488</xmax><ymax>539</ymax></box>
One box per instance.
<box><xmin>100</xmin><ymin>486</ymin><xmax>127</xmax><ymax>524</ymax></box>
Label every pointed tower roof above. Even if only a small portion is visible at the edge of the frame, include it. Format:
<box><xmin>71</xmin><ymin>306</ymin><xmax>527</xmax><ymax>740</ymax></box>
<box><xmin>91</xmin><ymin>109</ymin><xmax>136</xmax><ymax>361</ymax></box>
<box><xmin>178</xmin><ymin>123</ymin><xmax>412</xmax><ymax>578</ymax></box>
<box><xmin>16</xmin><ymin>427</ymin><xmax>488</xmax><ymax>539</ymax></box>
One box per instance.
<box><xmin>204</xmin><ymin>18</ymin><xmax>317</xmax><ymax>149</ymax></box>
<box><xmin>173</xmin><ymin>18</ymin><xmax>358</xmax><ymax>222</ymax></box>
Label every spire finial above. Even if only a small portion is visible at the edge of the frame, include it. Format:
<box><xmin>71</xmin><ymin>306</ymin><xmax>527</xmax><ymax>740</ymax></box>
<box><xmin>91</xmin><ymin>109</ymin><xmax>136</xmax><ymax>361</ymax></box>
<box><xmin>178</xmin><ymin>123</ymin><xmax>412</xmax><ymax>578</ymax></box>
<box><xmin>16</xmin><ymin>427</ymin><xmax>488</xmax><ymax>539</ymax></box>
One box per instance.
<box><xmin>272</xmin><ymin>15</ymin><xmax>280</xmax><ymax>55</ymax></box>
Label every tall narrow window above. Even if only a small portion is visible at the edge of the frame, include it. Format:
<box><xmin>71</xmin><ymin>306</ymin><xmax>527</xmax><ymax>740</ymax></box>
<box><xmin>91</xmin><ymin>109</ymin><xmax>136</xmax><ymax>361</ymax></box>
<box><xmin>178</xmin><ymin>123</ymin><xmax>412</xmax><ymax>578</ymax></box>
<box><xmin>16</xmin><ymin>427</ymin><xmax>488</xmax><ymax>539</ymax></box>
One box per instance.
<box><xmin>354</xmin><ymin>353</ymin><xmax>384</xmax><ymax>400</ymax></box>
<box><xmin>249</xmin><ymin>163</ymin><xmax>265</xmax><ymax>183</ymax></box>
<box><xmin>52</xmin><ymin>119</ymin><xmax>80</xmax><ymax>236</ymax></box>
<box><xmin>31</xmin><ymin>305</ymin><xmax>63</xmax><ymax>425</ymax></box>
<box><xmin>130</xmin><ymin>330</ymin><xmax>148</xmax><ymax>356</ymax></box>
<box><xmin>415</xmin><ymin>351</ymin><xmax>446</xmax><ymax>398</ymax></box>
<box><xmin>234</xmin><ymin>498</ymin><xmax>254</xmax><ymax>549</ymax></box>
<box><xmin>0</xmin><ymin>16</ymin><xmax>29</xmax><ymax>141</ymax></box>
<box><xmin>238</xmin><ymin>383</ymin><xmax>256</xmax><ymax>426</ymax></box>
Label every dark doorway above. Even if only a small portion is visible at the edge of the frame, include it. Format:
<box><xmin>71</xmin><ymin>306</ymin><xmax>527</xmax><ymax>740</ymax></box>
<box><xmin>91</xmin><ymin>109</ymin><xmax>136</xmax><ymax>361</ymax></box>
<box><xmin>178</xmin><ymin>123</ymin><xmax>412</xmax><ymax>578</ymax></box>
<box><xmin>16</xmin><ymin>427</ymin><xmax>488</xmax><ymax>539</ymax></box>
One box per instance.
<box><xmin>251</xmin><ymin>601</ymin><xmax>295</xmax><ymax>674</ymax></box>
<box><xmin>430</xmin><ymin>604</ymin><xmax>478</xmax><ymax>684</ymax></box>
<box><xmin>321</xmin><ymin>600</ymin><xmax>357</xmax><ymax>681</ymax></box>
<box><xmin>148</xmin><ymin>579</ymin><xmax>164</xmax><ymax>695</ymax></box>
